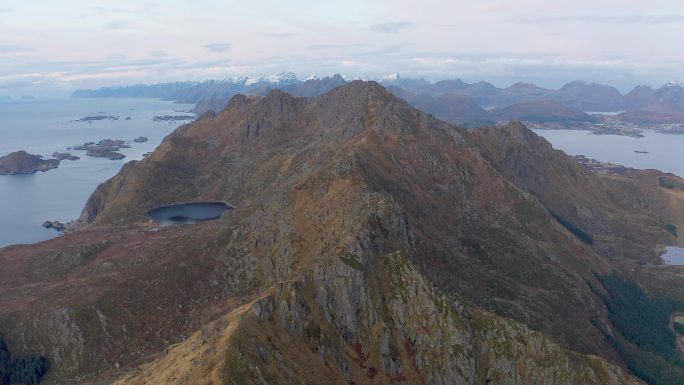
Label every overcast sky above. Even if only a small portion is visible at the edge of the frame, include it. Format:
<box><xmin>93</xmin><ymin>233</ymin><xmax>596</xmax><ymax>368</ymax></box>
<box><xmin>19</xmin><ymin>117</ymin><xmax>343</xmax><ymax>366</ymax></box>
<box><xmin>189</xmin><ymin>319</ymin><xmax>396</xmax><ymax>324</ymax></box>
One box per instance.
<box><xmin>1</xmin><ymin>0</ymin><xmax>684</xmax><ymax>96</ymax></box>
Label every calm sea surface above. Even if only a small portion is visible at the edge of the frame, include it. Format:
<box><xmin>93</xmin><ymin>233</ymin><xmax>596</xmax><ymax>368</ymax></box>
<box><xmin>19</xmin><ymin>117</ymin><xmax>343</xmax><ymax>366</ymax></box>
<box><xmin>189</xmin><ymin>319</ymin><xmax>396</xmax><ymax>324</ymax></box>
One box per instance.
<box><xmin>532</xmin><ymin>128</ymin><xmax>684</xmax><ymax>178</ymax></box>
<box><xmin>0</xmin><ymin>98</ymin><xmax>194</xmax><ymax>248</ymax></box>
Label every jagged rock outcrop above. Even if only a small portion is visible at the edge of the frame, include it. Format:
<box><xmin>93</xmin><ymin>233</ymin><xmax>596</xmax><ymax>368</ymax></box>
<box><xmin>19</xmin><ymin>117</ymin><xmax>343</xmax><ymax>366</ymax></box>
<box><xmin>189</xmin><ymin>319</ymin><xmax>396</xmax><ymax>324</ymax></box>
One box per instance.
<box><xmin>72</xmin><ymin>139</ymin><xmax>129</xmax><ymax>160</ymax></box>
<box><xmin>42</xmin><ymin>221</ymin><xmax>67</xmax><ymax>231</ymax></box>
<box><xmin>52</xmin><ymin>152</ymin><xmax>80</xmax><ymax>161</ymax></box>
<box><xmin>111</xmin><ymin>253</ymin><xmax>642</xmax><ymax>385</ymax></box>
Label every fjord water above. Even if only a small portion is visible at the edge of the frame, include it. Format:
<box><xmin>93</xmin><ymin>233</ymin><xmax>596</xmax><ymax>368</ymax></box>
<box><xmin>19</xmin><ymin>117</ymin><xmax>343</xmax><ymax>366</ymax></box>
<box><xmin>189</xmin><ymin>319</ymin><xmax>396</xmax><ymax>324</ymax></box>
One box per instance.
<box><xmin>533</xmin><ymin>129</ymin><xmax>684</xmax><ymax>178</ymax></box>
<box><xmin>0</xmin><ymin>98</ymin><xmax>194</xmax><ymax>248</ymax></box>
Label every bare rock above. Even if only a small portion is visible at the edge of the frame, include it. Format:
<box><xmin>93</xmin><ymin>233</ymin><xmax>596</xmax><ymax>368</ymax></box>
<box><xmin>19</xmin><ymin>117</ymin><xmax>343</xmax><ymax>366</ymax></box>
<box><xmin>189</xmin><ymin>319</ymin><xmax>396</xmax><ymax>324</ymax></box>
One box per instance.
<box><xmin>72</xmin><ymin>139</ymin><xmax>128</xmax><ymax>160</ymax></box>
<box><xmin>42</xmin><ymin>220</ymin><xmax>67</xmax><ymax>231</ymax></box>
<box><xmin>52</xmin><ymin>152</ymin><xmax>80</xmax><ymax>161</ymax></box>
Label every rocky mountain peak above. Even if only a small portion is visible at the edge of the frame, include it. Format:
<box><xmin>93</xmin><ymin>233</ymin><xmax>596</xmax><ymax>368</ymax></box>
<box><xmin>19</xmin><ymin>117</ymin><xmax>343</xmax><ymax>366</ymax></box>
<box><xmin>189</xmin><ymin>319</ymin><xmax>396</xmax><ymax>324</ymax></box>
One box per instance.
<box><xmin>225</xmin><ymin>93</ymin><xmax>250</xmax><ymax>110</ymax></box>
<box><xmin>508</xmin><ymin>81</ymin><xmax>540</xmax><ymax>90</ymax></box>
<box><xmin>328</xmin><ymin>79</ymin><xmax>390</xmax><ymax>100</ymax></box>
<box><xmin>266</xmin><ymin>71</ymin><xmax>298</xmax><ymax>84</ymax></box>
<box><xmin>4</xmin><ymin>81</ymin><xmax>684</xmax><ymax>385</ymax></box>
<box><xmin>560</xmin><ymin>80</ymin><xmax>622</xmax><ymax>94</ymax></box>
<box><xmin>663</xmin><ymin>80</ymin><xmax>684</xmax><ymax>88</ymax></box>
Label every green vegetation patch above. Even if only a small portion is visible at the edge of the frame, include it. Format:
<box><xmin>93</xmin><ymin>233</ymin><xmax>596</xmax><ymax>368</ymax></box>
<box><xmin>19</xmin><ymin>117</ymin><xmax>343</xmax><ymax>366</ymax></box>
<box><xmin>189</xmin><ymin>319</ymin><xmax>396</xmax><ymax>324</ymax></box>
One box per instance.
<box><xmin>598</xmin><ymin>274</ymin><xmax>684</xmax><ymax>385</ymax></box>
<box><xmin>666</xmin><ymin>224</ymin><xmax>678</xmax><ymax>237</ymax></box>
<box><xmin>659</xmin><ymin>177</ymin><xmax>676</xmax><ymax>189</ymax></box>
<box><xmin>514</xmin><ymin>195</ymin><xmax>546</xmax><ymax>223</ymax></box>
<box><xmin>340</xmin><ymin>255</ymin><xmax>364</xmax><ymax>271</ymax></box>
<box><xmin>675</xmin><ymin>323</ymin><xmax>684</xmax><ymax>336</ymax></box>
<box><xmin>0</xmin><ymin>339</ymin><xmax>49</xmax><ymax>385</ymax></box>
<box><xmin>613</xmin><ymin>340</ymin><xmax>684</xmax><ymax>385</ymax></box>
<box><xmin>598</xmin><ymin>274</ymin><xmax>677</xmax><ymax>360</ymax></box>
<box><xmin>549</xmin><ymin>210</ymin><xmax>594</xmax><ymax>244</ymax></box>
<box><xmin>304</xmin><ymin>320</ymin><xmax>322</xmax><ymax>341</ymax></box>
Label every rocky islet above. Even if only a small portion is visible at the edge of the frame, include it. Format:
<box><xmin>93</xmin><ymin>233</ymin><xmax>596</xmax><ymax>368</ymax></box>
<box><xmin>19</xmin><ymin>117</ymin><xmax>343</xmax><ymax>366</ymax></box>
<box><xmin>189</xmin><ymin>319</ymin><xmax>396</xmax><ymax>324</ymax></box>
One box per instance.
<box><xmin>71</xmin><ymin>139</ymin><xmax>130</xmax><ymax>160</ymax></box>
<box><xmin>0</xmin><ymin>151</ymin><xmax>60</xmax><ymax>175</ymax></box>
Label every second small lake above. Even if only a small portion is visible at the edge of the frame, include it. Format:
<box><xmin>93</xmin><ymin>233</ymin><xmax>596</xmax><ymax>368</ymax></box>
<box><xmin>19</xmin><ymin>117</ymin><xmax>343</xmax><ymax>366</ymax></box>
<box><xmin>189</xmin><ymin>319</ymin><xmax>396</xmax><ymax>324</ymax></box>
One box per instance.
<box><xmin>661</xmin><ymin>246</ymin><xmax>684</xmax><ymax>266</ymax></box>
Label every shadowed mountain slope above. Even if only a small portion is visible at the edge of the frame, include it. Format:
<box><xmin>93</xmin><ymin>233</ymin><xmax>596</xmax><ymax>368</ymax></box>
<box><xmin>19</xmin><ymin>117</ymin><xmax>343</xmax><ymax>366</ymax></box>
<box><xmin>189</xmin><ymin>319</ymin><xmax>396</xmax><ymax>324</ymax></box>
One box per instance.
<box><xmin>386</xmin><ymin>86</ymin><xmax>496</xmax><ymax>127</ymax></box>
<box><xmin>472</xmin><ymin>122</ymin><xmax>678</xmax><ymax>263</ymax></box>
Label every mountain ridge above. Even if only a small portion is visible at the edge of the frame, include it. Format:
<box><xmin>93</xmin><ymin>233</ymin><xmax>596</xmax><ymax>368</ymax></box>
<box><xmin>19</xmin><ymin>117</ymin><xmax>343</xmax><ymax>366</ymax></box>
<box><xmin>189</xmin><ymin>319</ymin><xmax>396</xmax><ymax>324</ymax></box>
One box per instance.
<box><xmin>2</xmin><ymin>81</ymin><xmax>684</xmax><ymax>384</ymax></box>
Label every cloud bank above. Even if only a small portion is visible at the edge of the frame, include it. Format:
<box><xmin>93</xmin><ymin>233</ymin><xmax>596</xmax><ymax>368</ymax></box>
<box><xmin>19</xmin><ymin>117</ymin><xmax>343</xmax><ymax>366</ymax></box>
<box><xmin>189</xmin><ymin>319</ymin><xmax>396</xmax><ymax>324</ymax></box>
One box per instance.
<box><xmin>1</xmin><ymin>0</ymin><xmax>683</xmax><ymax>96</ymax></box>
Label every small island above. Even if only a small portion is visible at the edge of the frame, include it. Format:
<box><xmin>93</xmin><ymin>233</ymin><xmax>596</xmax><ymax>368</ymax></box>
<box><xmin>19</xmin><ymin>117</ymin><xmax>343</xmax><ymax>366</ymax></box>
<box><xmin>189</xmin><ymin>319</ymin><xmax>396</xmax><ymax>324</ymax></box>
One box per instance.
<box><xmin>0</xmin><ymin>151</ymin><xmax>60</xmax><ymax>175</ymax></box>
<box><xmin>2</xmin><ymin>137</ymin><xmax>148</xmax><ymax>175</ymax></box>
<box><xmin>72</xmin><ymin>139</ymin><xmax>129</xmax><ymax>160</ymax></box>
<box><xmin>152</xmin><ymin>115</ymin><xmax>195</xmax><ymax>122</ymax></box>
<box><xmin>42</xmin><ymin>220</ymin><xmax>67</xmax><ymax>231</ymax></box>
<box><xmin>76</xmin><ymin>115</ymin><xmax>119</xmax><ymax>122</ymax></box>
<box><xmin>52</xmin><ymin>152</ymin><xmax>80</xmax><ymax>161</ymax></box>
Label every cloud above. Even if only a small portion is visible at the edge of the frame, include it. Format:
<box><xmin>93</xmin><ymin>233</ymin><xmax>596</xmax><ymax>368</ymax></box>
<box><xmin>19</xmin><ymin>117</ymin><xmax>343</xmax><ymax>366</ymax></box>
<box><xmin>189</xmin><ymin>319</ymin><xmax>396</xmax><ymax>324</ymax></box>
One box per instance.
<box><xmin>149</xmin><ymin>51</ymin><xmax>169</xmax><ymax>58</ymax></box>
<box><xmin>0</xmin><ymin>75</ymin><xmax>38</xmax><ymax>89</ymax></box>
<box><xmin>309</xmin><ymin>43</ymin><xmax>366</xmax><ymax>50</ymax></box>
<box><xmin>3</xmin><ymin>2</ymin><xmax>684</xmax><ymax>93</ymax></box>
<box><xmin>0</xmin><ymin>45</ymin><xmax>32</xmax><ymax>53</ymax></box>
<box><xmin>520</xmin><ymin>14</ymin><xmax>684</xmax><ymax>24</ymax></box>
<box><xmin>91</xmin><ymin>5</ymin><xmax>158</xmax><ymax>16</ymax></box>
<box><xmin>105</xmin><ymin>54</ymin><xmax>129</xmax><ymax>62</ymax></box>
<box><xmin>105</xmin><ymin>21</ymin><xmax>130</xmax><ymax>30</ymax></box>
<box><xmin>204</xmin><ymin>43</ymin><xmax>231</xmax><ymax>53</ymax></box>
<box><xmin>369</xmin><ymin>21</ymin><xmax>412</xmax><ymax>33</ymax></box>
<box><xmin>266</xmin><ymin>32</ymin><xmax>300</xmax><ymax>38</ymax></box>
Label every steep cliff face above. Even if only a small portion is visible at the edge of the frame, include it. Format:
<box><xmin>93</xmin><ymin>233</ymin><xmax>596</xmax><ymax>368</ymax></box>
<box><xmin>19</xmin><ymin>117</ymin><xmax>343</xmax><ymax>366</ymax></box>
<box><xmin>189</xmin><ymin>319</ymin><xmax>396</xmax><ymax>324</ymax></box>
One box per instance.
<box><xmin>0</xmin><ymin>81</ymin><xmax>679</xmax><ymax>385</ymax></box>
<box><xmin>111</xmin><ymin>252</ymin><xmax>642</xmax><ymax>385</ymax></box>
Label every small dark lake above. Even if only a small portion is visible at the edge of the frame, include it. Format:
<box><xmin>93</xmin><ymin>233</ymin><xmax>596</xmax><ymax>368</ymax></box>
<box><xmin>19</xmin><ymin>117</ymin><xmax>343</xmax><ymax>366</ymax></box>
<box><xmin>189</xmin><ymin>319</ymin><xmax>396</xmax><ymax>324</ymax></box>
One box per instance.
<box><xmin>146</xmin><ymin>201</ymin><xmax>233</xmax><ymax>225</ymax></box>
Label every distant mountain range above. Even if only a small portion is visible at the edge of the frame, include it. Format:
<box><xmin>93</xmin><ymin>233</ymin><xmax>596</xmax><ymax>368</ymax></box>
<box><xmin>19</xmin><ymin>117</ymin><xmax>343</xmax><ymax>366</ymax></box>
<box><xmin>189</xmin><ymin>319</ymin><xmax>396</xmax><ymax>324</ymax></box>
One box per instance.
<box><xmin>73</xmin><ymin>74</ymin><xmax>684</xmax><ymax>127</ymax></box>
<box><xmin>71</xmin><ymin>72</ymin><xmax>302</xmax><ymax>103</ymax></box>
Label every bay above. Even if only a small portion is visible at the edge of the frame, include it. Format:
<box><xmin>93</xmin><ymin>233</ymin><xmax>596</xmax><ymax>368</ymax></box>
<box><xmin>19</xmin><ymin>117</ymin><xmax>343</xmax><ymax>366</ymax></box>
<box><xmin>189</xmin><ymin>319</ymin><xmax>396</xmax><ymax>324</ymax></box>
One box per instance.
<box><xmin>532</xmin><ymin>128</ymin><xmax>684</xmax><ymax>178</ymax></box>
<box><xmin>0</xmin><ymin>98</ymin><xmax>194</xmax><ymax>248</ymax></box>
